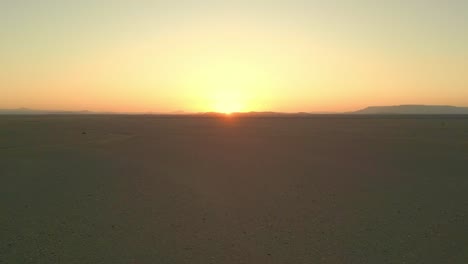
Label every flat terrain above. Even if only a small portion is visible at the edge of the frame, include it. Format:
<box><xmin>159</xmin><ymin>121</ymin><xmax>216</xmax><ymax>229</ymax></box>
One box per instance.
<box><xmin>1</xmin><ymin>115</ymin><xmax>468</xmax><ymax>263</ymax></box>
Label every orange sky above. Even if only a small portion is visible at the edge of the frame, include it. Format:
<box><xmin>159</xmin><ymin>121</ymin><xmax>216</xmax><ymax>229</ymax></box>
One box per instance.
<box><xmin>1</xmin><ymin>1</ymin><xmax>467</xmax><ymax>113</ymax></box>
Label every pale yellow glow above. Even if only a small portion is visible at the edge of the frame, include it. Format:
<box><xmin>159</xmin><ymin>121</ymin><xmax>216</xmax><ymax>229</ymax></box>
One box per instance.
<box><xmin>2</xmin><ymin>2</ymin><xmax>467</xmax><ymax>112</ymax></box>
<box><xmin>172</xmin><ymin>53</ymin><xmax>279</xmax><ymax>113</ymax></box>
<box><xmin>212</xmin><ymin>90</ymin><xmax>245</xmax><ymax>114</ymax></box>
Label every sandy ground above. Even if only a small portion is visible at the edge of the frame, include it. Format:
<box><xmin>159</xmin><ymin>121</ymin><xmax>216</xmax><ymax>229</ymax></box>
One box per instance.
<box><xmin>1</xmin><ymin>115</ymin><xmax>467</xmax><ymax>263</ymax></box>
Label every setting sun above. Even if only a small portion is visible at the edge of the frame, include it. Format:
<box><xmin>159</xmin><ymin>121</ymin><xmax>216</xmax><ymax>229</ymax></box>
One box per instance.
<box><xmin>212</xmin><ymin>90</ymin><xmax>246</xmax><ymax>114</ymax></box>
<box><xmin>177</xmin><ymin>56</ymin><xmax>273</xmax><ymax>113</ymax></box>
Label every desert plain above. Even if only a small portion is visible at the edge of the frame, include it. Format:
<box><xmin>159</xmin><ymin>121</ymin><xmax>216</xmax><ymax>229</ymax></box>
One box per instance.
<box><xmin>1</xmin><ymin>115</ymin><xmax>467</xmax><ymax>263</ymax></box>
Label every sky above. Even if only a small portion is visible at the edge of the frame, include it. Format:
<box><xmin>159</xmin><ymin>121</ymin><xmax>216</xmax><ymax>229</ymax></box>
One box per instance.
<box><xmin>1</xmin><ymin>0</ymin><xmax>467</xmax><ymax>113</ymax></box>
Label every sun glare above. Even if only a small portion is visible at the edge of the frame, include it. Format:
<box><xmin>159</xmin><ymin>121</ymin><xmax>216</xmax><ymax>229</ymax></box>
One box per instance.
<box><xmin>177</xmin><ymin>56</ymin><xmax>273</xmax><ymax>114</ymax></box>
<box><xmin>213</xmin><ymin>94</ymin><xmax>244</xmax><ymax>114</ymax></box>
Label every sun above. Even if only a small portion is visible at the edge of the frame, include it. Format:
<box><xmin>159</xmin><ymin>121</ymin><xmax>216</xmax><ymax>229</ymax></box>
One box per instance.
<box><xmin>212</xmin><ymin>90</ymin><xmax>245</xmax><ymax>114</ymax></box>
<box><xmin>214</xmin><ymin>99</ymin><xmax>243</xmax><ymax>114</ymax></box>
<box><xmin>180</xmin><ymin>58</ymin><xmax>269</xmax><ymax>114</ymax></box>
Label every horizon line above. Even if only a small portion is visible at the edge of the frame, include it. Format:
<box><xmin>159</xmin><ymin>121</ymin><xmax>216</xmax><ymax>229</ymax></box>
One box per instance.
<box><xmin>2</xmin><ymin>104</ymin><xmax>468</xmax><ymax>115</ymax></box>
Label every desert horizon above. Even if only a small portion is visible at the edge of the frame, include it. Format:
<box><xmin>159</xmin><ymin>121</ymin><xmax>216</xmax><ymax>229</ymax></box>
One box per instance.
<box><xmin>2</xmin><ymin>104</ymin><xmax>468</xmax><ymax>115</ymax></box>
<box><xmin>2</xmin><ymin>1</ymin><xmax>468</xmax><ymax>263</ymax></box>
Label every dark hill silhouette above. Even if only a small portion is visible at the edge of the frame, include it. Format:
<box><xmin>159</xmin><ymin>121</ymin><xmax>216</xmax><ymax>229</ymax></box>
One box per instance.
<box><xmin>0</xmin><ymin>108</ymin><xmax>95</xmax><ymax>115</ymax></box>
<box><xmin>353</xmin><ymin>105</ymin><xmax>468</xmax><ymax>115</ymax></box>
<box><xmin>2</xmin><ymin>105</ymin><xmax>468</xmax><ymax>115</ymax></box>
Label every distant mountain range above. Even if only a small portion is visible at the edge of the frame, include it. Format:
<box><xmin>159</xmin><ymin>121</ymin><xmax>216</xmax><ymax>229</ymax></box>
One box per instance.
<box><xmin>1</xmin><ymin>105</ymin><xmax>468</xmax><ymax>115</ymax></box>
<box><xmin>352</xmin><ymin>105</ymin><xmax>468</xmax><ymax>115</ymax></box>
<box><xmin>0</xmin><ymin>109</ymin><xmax>333</xmax><ymax>116</ymax></box>
<box><xmin>0</xmin><ymin>108</ymin><xmax>96</xmax><ymax>115</ymax></box>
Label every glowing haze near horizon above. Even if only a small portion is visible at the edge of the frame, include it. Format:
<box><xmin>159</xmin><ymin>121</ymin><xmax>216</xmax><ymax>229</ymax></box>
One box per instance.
<box><xmin>1</xmin><ymin>1</ymin><xmax>467</xmax><ymax>113</ymax></box>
